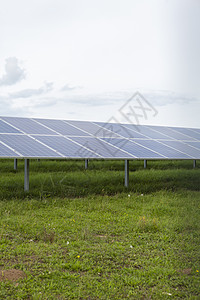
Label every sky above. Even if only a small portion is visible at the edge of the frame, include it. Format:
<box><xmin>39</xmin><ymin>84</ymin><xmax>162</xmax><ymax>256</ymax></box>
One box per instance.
<box><xmin>0</xmin><ymin>0</ymin><xmax>200</xmax><ymax>128</ymax></box>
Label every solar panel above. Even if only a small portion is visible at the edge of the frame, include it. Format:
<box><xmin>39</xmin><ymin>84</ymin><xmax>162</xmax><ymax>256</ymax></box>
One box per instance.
<box><xmin>1</xmin><ymin>117</ymin><xmax>55</xmax><ymax>135</ymax></box>
<box><xmin>147</xmin><ymin>125</ymin><xmax>196</xmax><ymax>141</ymax></box>
<box><xmin>160</xmin><ymin>140</ymin><xmax>200</xmax><ymax>159</ymax></box>
<box><xmin>1</xmin><ymin>116</ymin><xmax>199</xmax><ymax>191</ymax></box>
<box><xmin>101</xmin><ymin>138</ymin><xmax>164</xmax><ymax>159</ymax></box>
<box><xmin>67</xmin><ymin>120</ymin><xmax>120</xmax><ymax>138</ymax></box>
<box><xmin>184</xmin><ymin>141</ymin><xmax>200</xmax><ymax>150</ymax></box>
<box><xmin>70</xmin><ymin>137</ymin><xmax>134</xmax><ymax>158</ymax></box>
<box><xmin>0</xmin><ymin>134</ymin><xmax>61</xmax><ymax>158</ymax></box>
<box><xmin>130</xmin><ymin>139</ymin><xmax>192</xmax><ymax>159</ymax></box>
<box><xmin>0</xmin><ymin>142</ymin><xmax>21</xmax><ymax>157</ymax></box>
<box><xmin>33</xmin><ymin>135</ymin><xmax>100</xmax><ymax>158</ymax></box>
<box><xmin>0</xmin><ymin>116</ymin><xmax>199</xmax><ymax>159</ymax></box>
<box><xmin>190</xmin><ymin>128</ymin><xmax>200</xmax><ymax>136</ymax></box>
<box><xmin>34</xmin><ymin>119</ymin><xmax>89</xmax><ymax>136</ymax></box>
<box><xmin>0</xmin><ymin>119</ymin><xmax>21</xmax><ymax>134</ymax></box>
<box><xmin>123</xmin><ymin>124</ymin><xmax>171</xmax><ymax>140</ymax></box>
<box><xmin>95</xmin><ymin>122</ymin><xmax>148</xmax><ymax>139</ymax></box>
<box><xmin>168</xmin><ymin>127</ymin><xmax>200</xmax><ymax>140</ymax></box>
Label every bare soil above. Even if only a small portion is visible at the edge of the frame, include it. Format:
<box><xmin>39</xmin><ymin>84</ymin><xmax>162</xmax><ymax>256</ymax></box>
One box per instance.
<box><xmin>0</xmin><ymin>269</ymin><xmax>26</xmax><ymax>282</ymax></box>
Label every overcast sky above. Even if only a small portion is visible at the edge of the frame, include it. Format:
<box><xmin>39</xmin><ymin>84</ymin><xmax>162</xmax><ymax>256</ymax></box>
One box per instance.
<box><xmin>0</xmin><ymin>0</ymin><xmax>200</xmax><ymax>127</ymax></box>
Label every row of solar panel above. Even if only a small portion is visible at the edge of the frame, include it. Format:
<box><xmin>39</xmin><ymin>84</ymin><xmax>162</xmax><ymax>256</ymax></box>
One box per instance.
<box><xmin>0</xmin><ymin>134</ymin><xmax>200</xmax><ymax>159</ymax></box>
<box><xmin>1</xmin><ymin>116</ymin><xmax>200</xmax><ymax>141</ymax></box>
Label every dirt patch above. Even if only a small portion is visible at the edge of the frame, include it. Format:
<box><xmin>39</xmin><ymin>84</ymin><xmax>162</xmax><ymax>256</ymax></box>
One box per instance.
<box><xmin>0</xmin><ymin>269</ymin><xmax>26</xmax><ymax>282</ymax></box>
<box><xmin>177</xmin><ymin>268</ymin><xmax>192</xmax><ymax>275</ymax></box>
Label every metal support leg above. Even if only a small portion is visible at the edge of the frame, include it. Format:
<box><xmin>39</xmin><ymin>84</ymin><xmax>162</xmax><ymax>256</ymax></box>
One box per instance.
<box><xmin>144</xmin><ymin>159</ymin><xmax>147</xmax><ymax>169</ymax></box>
<box><xmin>24</xmin><ymin>159</ymin><xmax>29</xmax><ymax>192</ymax></box>
<box><xmin>125</xmin><ymin>160</ymin><xmax>129</xmax><ymax>187</ymax></box>
<box><xmin>85</xmin><ymin>159</ymin><xmax>88</xmax><ymax>169</ymax></box>
<box><xmin>193</xmin><ymin>160</ymin><xmax>196</xmax><ymax>169</ymax></box>
<box><xmin>14</xmin><ymin>159</ymin><xmax>18</xmax><ymax>170</ymax></box>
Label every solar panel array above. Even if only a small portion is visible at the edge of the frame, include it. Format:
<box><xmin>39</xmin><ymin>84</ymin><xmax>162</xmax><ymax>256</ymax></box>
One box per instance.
<box><xmin>0</xmin><ymin>116</ymin><xmax>200</xmax><ymax>159</ymax></box>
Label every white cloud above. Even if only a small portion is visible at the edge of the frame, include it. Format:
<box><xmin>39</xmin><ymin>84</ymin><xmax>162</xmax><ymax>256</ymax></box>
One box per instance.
<box><xmin>9</xmin><ymin>82</ymin><xmax>53</xmax><ymax>98</ymax></box>
<box><xmin>60</xmin><ymin>84</ymin><xmax>81</xmax><ymax>92</ymax></box>
<box><xmin>0</xmin><ymin>57</ymin><xmax>25</xmax><ymax>86</ymax></box>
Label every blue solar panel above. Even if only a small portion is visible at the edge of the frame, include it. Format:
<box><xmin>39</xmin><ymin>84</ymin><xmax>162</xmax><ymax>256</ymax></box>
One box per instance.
<box><xmin>124</xmin><ymin>124</ymin><xmax>170</xmax><ymax>139</ymax></box>
<box><xmin>0</xmin><ymin>116</ymin><xmax>200</xmax><ymax>160</ymax></box>
<box><xmin>184</xmin><ymin>141</ymin><xmax>200</xmax><ymax>150</ymax></box>
<box><xmin>0</xmin><ymin>142</ymin><xmax>20</xmax><ymax>157</ymax></box>
<box><xmin>0</xmin><ymin>119</ymin><xmax>22</xmax><ymax>134</ymax></box>
<box><xmin>131</xmin><ymin>139</ymin><xmax>191</xmax><ymax>159</ymax></box>
<box><xmin>147</xmin><ymin>125</ymin><xmax>196</xmax><ymax>141</ymax></box>
<box><xmin>0</xmin><ymin>134</ymin><xmax>61</xmax><ymax>157</ymax></box>
<box><xmin>101</xmin><ymin>138</ymin><xmax>164</xmax><ymax>158</ymax></box>
<box><xmin>34</xmin><ymin>119</ymin><xmax>88</xmax><ymax>136</ymax></box>
<box><xmin>95</xmin><ymin>122</ymin><xmax>148</xmax><ymax>139</ymax></box>
<box><xmin>67</xmin><ymin>121</ymin><xmax>120</xmax><ymax>138</ymax></box>
<box><xmin>33</xmin><ymin>135</ymin><xmax>100</xmax><ymax>158</ymax></box>
<box><xmin>1</xmin><ymin>117</ymin><xmax>55</xmax><ymax>135</ymax></box>
<box><xmin>168</xmin><ymin>127</ymin><xmax>200</xmax><ymax>141</ymax></box>
<box><xmin>70</xmin><ymin>137</ymin><xmax>133</xmax><ymax>158</ymax></box>
<box><xmin>160</xmin><ymin>140</ymin><xmax>200</xmax><ymax>159</ymax></box>
<box><xmin>189</xmin><ymin>128</ymin><xmax>200</xmax><ymax>137</ymax></box>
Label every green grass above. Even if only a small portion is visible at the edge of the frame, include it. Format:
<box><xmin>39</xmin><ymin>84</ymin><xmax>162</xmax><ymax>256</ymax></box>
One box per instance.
<box><xmin>0</xmin><ymin>159</ymin><xmax>199</xmax><ymax>299</ymax></box>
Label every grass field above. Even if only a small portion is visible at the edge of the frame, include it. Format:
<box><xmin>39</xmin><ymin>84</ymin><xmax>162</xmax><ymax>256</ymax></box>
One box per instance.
<box><xmin>0</xmin><ymin>159</ymin><xmax>199</xmax><ymax>299</ymax></box>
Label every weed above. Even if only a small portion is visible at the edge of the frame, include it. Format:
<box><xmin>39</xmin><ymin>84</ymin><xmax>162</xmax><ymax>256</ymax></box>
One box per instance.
<box><xmin>137</xmin><ymin>215</ymin><xmax>159</xmax><ymax>232</ymax></box>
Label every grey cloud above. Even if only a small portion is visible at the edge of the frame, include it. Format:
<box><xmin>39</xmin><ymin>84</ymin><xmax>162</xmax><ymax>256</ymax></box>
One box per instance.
<box><xmin>60</xmin><ymin>84</ymin><xmax>81</xmax><ymax>92</ymax></box>
<box><xmin>9</xmin><ymin>82</ymin><xmax>53</xmax><ymax>99</ymax></box>
<box><xmin>143</xmin><ymin>90</ymin><xmax>200</xmax><ymax>107</ymax></box>
<box><xmin>0</xmin><ymin>57</ymin><xmax>26</xmax><ymax>86</ymax></box>
<box><xmin>59</xmin><ymin>94</ymin><xmax>116</xmax><ymax>106</ymax></box>
<box><xmin>59</xmin><ymin>89</ymin><xmax>199</xmax><ymax>107</ymax></box>
<box><xmin>29</xmin><ymin>97</ymin><xmax>58</xmax><ymax>108</ymax></box>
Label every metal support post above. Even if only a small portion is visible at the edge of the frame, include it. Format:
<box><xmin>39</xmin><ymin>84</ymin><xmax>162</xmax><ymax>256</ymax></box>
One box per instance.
<box><xmin>14</xmin><ymin>159</ymin><xmax>18</xmax><ymax>170</ymax></box>
<box><xmin>193</xmin><ymin>160</ymin><xmax>196</xmax><ymax>169</ymax></box>
<box><xmin>144</xmin><ymin>159</ymin><xmax>147</xmax><ymax>169</ymax></box>
<box><xmin>125</xmin><ymin>160</ymin><xmax>129</xmax><ymax>187</ymax></box>
<box><xmin>24</xmin><ymin>159</ymin><xmax>29</xmax><ymax>192</ymax></box>
<box><xmin>85</xmin><ymin>159</ymin><xmax>89</xmax><ymax>169</ymax></box>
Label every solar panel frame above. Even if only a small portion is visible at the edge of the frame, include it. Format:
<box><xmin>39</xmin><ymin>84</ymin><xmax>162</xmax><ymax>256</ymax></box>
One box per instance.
<box><xmin>0</xmin><ymin>116</ymin><xmax>199</xmax><ymax>160</ymax></box>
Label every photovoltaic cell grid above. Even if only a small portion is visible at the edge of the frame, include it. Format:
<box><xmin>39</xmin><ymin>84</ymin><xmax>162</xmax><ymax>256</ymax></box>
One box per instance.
<box><xmin>0</xmin><ymin>116</ymin><xmax>200</xmax><ymax>159</ymax></box>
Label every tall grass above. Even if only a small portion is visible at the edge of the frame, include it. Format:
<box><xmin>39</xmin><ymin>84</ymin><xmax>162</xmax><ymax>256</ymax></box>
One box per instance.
<box><xmin>0</xmin><ymin>159</ymin><xmax>199</xmax><ymax>200</ymax></box>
